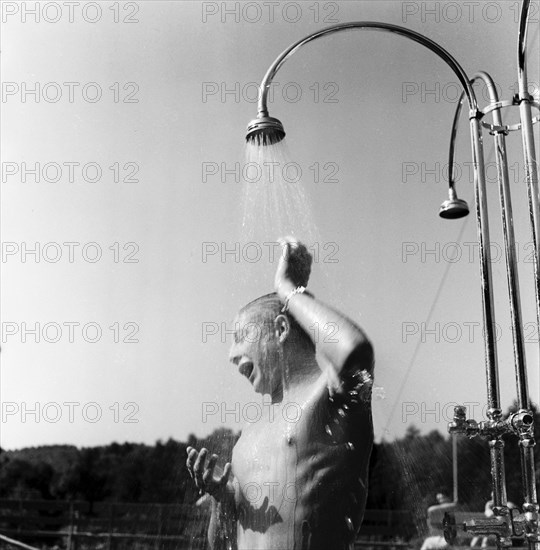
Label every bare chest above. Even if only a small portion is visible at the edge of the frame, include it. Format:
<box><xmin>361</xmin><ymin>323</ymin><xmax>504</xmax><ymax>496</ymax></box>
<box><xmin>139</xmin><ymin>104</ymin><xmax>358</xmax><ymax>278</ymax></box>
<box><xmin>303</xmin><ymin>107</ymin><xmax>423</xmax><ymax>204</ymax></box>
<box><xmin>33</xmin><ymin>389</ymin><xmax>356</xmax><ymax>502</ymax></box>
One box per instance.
<box><xmin>233</xmin><ymin>409</ymin><xmax>296</xmax><ymax>472</ymax></box>
<box><xmin>231</xmin><ymin>401</ymin><xmax>313</xmax><ymax>503</ymax></box>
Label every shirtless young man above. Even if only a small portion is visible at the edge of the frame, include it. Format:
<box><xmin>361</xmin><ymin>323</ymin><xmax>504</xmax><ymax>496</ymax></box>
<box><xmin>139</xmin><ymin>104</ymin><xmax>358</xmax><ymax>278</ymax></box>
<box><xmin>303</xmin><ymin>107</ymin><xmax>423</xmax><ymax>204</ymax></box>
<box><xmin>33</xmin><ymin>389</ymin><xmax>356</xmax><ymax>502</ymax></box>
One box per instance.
<box><xmin>186</xmin><ymin>238</ymin><xmax>374</xmax><ymax>550</ymax></box>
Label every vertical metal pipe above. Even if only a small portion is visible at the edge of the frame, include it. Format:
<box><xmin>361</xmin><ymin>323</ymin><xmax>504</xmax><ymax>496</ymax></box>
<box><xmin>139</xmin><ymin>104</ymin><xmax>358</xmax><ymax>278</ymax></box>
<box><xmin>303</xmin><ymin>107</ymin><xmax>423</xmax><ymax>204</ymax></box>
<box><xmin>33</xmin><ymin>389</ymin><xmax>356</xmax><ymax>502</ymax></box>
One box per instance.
<box><xmin>469</xmin><ymin>111</ymin><xmax>507</xmax><ymax>550</ymax></box>
<box><xmin>447</xmin><ymin>94</ymin><xmax>465</xmax><ymax>190</ymax></box>
<box><xmin>452</xmin><ymin>434</ymin><xmax>458</xmax><ymax>503</ymax></box>
<box><xmin>490</xmin><ymin>439</ymin><xmax>508</xmax><ymax>509</ymax></box>
<box><xmin>447</xmin><ymin>73</ymin><xmax>528</xmax><ymax>409</ymax></box>
<box><xmin>518</xmin><ymin>99</ymin><xmax>540</xmax><ymax>319</ymax></box>
<box><xmin>468</xmin><ymin>109</ymin><xmax>508</xmax><ymax>538</ymax></box>
<box><xmin>475</xmin><ymin>71</ymin><xmax>530</xmax><ymax>410</ymax></box>
<box><xmin>495</xmin><ymin>124</ymin><xmax>529</xmax><ymax>409</ymax></box>
<box><xmin>519</xmin><ymin>439</ymin><xmax>537</xmax><ymax>508</ymax></box>
<box><xmin>448</xmin><ymin>65</ymin><xmax>538</xmax><ymax>547</ymax></box>
<box><xmin>468</xmin><ymin>116</ymin><xmax>501</xmax><ymax>420</ymax></box>
<box><xmin>519</xmin><ymin>439</ymin><xmax>538</xmax><ymax>515</ymax></box>
<box><xmin>476</xmin><ymin>73</ymin><xmax>528</xmax><ymax>539</ymax></box>
<box><xmin>518</xmin><ymin>0</ymin><xmax>540</xmax><ymax>359</ymax></box>
<box><xmin>516</xmin><ymin>4</ymin><xmax>540</xmax><ymax>549</ymax></box>
<box><xmin>519</xmin><ymin>436</ymin><xmax>539</xmax><ymax>550</ymax></box>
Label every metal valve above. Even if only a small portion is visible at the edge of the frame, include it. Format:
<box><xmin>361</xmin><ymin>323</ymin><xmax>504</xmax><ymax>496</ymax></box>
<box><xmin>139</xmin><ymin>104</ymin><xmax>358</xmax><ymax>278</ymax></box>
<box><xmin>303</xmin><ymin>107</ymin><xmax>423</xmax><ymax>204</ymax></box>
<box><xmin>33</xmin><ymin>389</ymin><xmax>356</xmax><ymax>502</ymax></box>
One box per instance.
<box><xmin>448</xmin><ymin>405</ymin><xmax>479</xmax><ymax>438</ymax></box>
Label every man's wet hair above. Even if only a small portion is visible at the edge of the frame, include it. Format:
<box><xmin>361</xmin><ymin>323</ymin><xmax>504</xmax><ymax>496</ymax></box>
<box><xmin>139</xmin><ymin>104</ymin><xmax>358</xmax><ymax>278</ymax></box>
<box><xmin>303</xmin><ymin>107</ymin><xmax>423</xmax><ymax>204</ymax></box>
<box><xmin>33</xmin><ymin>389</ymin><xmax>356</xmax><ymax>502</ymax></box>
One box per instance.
<box><xmin>239</xmin><ymin>292</ymin><xmax>315</xmax><ymax>352</ymax></box>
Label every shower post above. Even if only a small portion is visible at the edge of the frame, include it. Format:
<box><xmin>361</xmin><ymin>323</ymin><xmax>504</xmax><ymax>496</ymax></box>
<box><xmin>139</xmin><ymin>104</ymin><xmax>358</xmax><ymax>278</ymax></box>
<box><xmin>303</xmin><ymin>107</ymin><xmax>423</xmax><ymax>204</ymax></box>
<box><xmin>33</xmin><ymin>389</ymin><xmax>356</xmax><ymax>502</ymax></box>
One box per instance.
<box><xmin>516</xmin><ymin>2</ymin><xmax>540</xmax><ymax>548</ymax></box>
<box><xmin>444</xmin><ymin>64</ymin><xmax>539</xmax><ymax>547</ymax></box>
<box><xmin>467</xmin><ymin>112</ymin><xmax>512</xmax><ymax>545</ymax></box>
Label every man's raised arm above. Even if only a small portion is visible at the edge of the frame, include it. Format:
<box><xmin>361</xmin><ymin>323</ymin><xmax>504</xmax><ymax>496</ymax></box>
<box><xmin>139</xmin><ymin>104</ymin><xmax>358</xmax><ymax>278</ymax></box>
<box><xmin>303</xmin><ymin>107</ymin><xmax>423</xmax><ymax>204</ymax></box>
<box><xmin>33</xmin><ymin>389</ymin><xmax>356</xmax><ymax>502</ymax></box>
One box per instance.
<box><xmin>275</xmin><ymin>238</ymin><xmax>374</xmax><ymax>379</ymax></box>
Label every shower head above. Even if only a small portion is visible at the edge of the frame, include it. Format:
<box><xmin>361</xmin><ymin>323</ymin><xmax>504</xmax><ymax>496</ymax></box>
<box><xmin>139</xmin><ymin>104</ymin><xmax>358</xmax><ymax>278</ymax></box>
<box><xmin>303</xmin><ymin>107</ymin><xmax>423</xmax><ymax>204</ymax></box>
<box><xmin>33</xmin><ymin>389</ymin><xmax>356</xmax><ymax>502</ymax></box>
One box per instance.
<box><xmin>439</xmin><ymin>187</ymin><xmax>469</xmax><ymax>219</ymax></box>
<box><xmin>439</xmin><ymin>197</ymin><xmax>469</xmax><ymax>219</ymax></box>
<box><xmin>246</xmin><ymin>115</ymin><xmax>286</xmax><ymax>145</ymax></box>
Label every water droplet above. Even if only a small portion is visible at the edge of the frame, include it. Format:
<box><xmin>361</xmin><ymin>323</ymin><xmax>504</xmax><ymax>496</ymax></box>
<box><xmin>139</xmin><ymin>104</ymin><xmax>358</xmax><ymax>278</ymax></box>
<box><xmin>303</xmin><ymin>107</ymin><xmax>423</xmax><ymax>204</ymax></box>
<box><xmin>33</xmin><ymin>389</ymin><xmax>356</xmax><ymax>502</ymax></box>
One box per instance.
<box><xmin>345</xmin><ymin>516</ymin><xmax>354</xmax><ymax>533</ymax></box>
<box><xmin>373</xmin><ymin>385</ymin><xmax>386</xmax><ymax>400</ymax></box>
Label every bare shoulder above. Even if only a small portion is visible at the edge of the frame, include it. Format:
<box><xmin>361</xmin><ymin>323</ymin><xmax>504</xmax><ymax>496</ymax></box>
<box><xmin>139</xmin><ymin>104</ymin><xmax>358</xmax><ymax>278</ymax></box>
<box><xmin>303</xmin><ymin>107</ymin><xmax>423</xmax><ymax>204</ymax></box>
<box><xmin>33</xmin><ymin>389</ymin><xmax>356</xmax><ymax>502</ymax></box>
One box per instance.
<box><xmin>324</xmin><ymin>341</ymin><xmax>375</xmax><ymax>407</ymax></box>
<box><xmin>298</xmin><ymin>365</ymin><xmax>374</xmax><ymax>442</ymax></box>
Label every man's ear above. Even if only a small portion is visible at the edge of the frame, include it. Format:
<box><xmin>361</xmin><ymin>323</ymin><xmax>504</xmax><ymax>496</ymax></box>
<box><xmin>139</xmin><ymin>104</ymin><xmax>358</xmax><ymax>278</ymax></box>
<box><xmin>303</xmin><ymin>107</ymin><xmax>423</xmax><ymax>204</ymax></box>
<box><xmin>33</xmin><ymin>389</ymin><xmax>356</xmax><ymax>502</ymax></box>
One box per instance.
<box><xmin>274</xmin><ymin>314</ymin><xmax>290</xmax><ymax>344</ymax></box>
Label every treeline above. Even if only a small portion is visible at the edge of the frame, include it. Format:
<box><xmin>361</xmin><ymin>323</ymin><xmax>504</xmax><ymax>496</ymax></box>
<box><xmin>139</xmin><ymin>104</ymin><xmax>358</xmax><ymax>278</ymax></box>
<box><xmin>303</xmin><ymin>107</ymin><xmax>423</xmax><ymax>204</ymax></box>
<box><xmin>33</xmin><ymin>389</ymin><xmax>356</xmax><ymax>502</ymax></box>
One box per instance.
<box><xmin>1</xmin><ymin>406</ymin><xmax>538</xmax><ymax>519</ymax></box>
<box><xmin>0</xmin><ymin>429</ymin><xmax>235</xmax><ymax>506</ymax></box>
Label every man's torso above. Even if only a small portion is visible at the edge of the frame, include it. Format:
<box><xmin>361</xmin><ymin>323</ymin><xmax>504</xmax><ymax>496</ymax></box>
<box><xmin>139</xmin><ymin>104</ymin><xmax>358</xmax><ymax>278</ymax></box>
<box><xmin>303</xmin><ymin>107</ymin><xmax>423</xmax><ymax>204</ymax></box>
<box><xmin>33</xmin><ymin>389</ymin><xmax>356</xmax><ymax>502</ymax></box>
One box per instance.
<box><xmin>232</xmin><ymin>372</ymin><xmax>373</xmax><ymax>550</ymax></box>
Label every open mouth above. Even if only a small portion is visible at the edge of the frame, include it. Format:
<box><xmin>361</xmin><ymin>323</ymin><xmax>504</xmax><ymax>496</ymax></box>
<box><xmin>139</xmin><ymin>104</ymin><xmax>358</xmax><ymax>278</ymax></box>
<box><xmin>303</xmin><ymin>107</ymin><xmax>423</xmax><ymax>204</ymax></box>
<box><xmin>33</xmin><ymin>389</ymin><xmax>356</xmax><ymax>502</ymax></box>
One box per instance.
<box><xmin>239</xmin><ymin>361</ymin><xmax>254</xmax><ymax>381</ymax></box>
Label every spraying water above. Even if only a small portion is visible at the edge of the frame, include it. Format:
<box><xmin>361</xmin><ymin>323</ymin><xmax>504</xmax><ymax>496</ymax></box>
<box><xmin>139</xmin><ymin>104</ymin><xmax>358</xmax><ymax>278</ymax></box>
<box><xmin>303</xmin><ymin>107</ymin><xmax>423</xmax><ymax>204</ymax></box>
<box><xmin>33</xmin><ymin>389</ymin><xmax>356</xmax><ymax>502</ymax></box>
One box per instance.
<box><xmin>240</xmin><ymin>139</ymin><xmax>320</xmax><ymax>251</ymax></box>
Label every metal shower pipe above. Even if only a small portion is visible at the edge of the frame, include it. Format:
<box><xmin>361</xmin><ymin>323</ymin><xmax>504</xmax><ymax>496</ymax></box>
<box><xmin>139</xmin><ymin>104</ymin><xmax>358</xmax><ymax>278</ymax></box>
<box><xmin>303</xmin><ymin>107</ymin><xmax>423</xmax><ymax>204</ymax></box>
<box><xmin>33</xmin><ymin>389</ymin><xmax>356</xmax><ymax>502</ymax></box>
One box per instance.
<box><xmin>248</xmin><ymin>20</ymin><xmax>499</xmax><ymax>425</ymax></box>
<box><xmin>254</xmin><ymin>21</ymin><xmax>477</xmax><ymax>117</ymax></box>
<box><xmin>444</xmin><ymin>0</ymin><xmax>540</xmax><ymax>540</ymax></box>
<box><xmin>445</xmin><ymin>68</ymin><xmax>537</xmax><ymax>546</ymax></box>
<box><xmin>515</xmin><ymin>0</ymin><xmax>539</xmax><ymax>536</ymax></box>
<box><xmin>448</xmin><ymin>70</ymin><xmax>530</xmax><ymax>417</ymax></box>
<box><xmin>518</xmin><ymin>0</ymin><xmax>540</xmax><ymax>334</ymax></box>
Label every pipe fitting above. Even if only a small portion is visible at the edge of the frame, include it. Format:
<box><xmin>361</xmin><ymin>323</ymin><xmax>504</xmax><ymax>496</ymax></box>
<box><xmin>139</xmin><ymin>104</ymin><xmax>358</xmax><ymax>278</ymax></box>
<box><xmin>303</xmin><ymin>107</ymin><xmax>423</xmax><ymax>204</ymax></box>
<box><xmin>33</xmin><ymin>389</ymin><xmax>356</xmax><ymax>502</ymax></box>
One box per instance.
<box><xmin>448</xmin><ymin>406</ymin><xmax>480</xmax><ymax>438</ymax></box>
<box><xmin>511</xmin><ymin>410</ymin><xmax>535</xmax><ymax>433</ymax></box>
<box><xmin>463</xmin><ymin>517</ymin><xmax>513</xmax><ymax>546</ymax></box>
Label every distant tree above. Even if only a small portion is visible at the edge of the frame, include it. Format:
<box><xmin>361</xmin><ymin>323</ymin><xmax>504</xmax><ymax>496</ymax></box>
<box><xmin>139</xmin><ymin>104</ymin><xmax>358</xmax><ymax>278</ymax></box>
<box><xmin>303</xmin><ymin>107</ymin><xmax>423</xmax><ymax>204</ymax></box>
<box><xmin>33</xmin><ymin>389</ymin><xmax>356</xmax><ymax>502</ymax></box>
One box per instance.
<box><xmin>404</xmin><ymin>425</ymin><xmax>421</xmax><ymax>441</ymax></box>
<box><xmin>69</xmin><ymin>448</ymin><xmax>110</xmax><ymax>509</ymax></box>
<box><xmin>0</xmin><ymin>458</ymin><xmax>54</xmax><ymax>499</ymax></box>
<box><xmin>366</xmin><ymin>442</ymin><xmax>403</xmax><ymax>510</ymax></box>
<box><xmin>110</xmin><ymin>446</ymin><xmax>147</xmax><ymax>502</ymax></box>
<box><xmin>139</xmin><ymin>439</ymin><xmax>187</xmax><ymax>502</ymax></box>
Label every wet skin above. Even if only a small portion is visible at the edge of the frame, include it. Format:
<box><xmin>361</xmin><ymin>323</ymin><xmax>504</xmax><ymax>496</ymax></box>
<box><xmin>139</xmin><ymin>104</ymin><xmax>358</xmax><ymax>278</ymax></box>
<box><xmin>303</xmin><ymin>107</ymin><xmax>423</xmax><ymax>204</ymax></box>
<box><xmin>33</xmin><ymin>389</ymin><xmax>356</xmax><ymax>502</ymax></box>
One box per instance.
<box><xmin>205</xmin><ymin>310</ymin><xmax>372</xmax><ymax>550</ymax></box>
<box><xmin>231</xmin><ymin>368</ymin><xmax>373</xmax><ymax>550</ymax></box>
<box><xmin>187</xmin><ymin>324</ymin><xmax>373</xmax><ymax>549</ymax></box>
<box><xmin>187</xmin><ymin>238</ymin><xmax>374</xmax><ymax>550</ymax></box>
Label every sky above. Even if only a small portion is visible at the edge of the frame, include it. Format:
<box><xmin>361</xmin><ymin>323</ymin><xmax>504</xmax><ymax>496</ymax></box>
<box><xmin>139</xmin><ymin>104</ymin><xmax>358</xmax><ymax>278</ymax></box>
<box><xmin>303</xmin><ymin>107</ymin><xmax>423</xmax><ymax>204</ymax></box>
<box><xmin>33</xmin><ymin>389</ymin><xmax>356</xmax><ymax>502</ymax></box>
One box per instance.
<box><xmin>1</xmin><ymin>0</ymin><xmax>539</xmax><ymax>451</ymax></box>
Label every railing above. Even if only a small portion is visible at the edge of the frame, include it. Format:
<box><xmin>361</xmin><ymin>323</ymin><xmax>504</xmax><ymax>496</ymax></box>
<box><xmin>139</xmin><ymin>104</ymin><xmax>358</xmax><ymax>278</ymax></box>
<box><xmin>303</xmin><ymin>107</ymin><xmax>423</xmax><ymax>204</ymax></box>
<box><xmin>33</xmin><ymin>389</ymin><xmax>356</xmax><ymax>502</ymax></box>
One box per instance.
<box><xmin>0</xmin><ymin>499</ymin><xmax>207</xmax><ymax>549</ymax></box>
<box><xmin>356</xmin><ymin>509</ymin><xmax>416</xmax><ymax>549</ymax></box>
<box><xmin>0</xmin><ymin>533</ymin><xmax>40</xmax><ymax>550</ymax></box>
<box><xmin>0</xmin><ymin>499</ymin><xmax>415</xmax><ymax>549</ymax></box>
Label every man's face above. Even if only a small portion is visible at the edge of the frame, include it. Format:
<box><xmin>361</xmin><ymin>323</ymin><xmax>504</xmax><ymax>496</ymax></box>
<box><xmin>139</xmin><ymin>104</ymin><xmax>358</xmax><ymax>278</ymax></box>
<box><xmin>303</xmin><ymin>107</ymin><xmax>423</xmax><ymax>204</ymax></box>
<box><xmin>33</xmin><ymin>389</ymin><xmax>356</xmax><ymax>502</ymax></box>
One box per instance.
<box><xmin>228</xmin><ymin>310</ymin><xmax>282</xmax><ymax>396</ymax></box>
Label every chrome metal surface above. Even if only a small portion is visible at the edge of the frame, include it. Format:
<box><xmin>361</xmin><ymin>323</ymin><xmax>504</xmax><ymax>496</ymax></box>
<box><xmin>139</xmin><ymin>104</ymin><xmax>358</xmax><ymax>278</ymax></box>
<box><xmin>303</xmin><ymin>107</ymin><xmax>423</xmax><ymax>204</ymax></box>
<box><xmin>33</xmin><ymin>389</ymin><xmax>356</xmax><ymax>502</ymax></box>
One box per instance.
<box><xmin>517</xmin><ymin>3</ymin><xmax>540</xmax><ymax>547</ymax></box>
<box><xmin>444</xmin><ymin>57</ymin><xmax>538</xmax><ymax>548</ymax></box>
<box><xmin>246</xmin><ymin>21</ymin><xmax>481</xmax><ymax>145</ymax></box>
<box><xmin>254</xmin><ymin>21</ymin><xmax>479</xmax><ymax>119</ymax></box>
<box><xmin>439</xmin><ymin>197</ymin><xmax>469</xmax><ymax>219</ymax></box>
<box><xmin>518</xmin><ymin>0</ymin><xmax>540</xmax><ymax>370</ymax></box>
<box><xmin>245</xmin><ymin>116</ymin><xmax>285</xmax><ymax>144</ymax></box>
<box><xmin>479</xmin><ymin>100</ymin><xmax>540</xmax><ymax>133</ymax></box>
